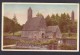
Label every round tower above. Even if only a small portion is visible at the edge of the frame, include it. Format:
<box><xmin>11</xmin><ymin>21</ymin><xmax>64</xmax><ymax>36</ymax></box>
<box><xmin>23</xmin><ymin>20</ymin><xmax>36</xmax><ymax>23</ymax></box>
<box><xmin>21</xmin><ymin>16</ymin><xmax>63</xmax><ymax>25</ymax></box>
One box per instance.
<box><xmin>28</xmin><ymin>7</ymin><xmax>32</xmax><ymax>21</ymax></box>
<box><xmin>71</xmin><ymin>11</ymin><xmax>74</xmax><ymax>21</ymax></box>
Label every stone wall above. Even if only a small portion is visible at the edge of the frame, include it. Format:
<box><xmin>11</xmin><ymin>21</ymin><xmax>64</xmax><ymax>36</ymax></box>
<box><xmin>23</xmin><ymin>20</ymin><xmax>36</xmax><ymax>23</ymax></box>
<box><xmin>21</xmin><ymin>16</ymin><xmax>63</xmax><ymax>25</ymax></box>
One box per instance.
<box><xmin>21</xmin><ymin>31</ymin><xmax>46</xmax><ymax>39</ymax></box>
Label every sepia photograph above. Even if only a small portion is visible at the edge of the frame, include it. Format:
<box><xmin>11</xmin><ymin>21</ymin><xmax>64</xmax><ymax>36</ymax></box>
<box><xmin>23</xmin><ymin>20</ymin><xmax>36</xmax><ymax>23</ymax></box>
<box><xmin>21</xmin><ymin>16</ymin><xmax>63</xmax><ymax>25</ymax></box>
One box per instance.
<box><xmin>1</xmin><ymin>3</ymin><xmax>79</xmax><ymax>52</ymax></box>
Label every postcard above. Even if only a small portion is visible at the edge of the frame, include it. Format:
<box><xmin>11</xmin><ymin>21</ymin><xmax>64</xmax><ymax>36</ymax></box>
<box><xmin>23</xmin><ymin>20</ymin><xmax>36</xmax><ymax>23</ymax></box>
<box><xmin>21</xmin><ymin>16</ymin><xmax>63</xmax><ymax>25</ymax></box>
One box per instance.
<box><xmin>1</xmin><ymin>3</ymin><xmax>79</xmax><ymax>52</ymax></box>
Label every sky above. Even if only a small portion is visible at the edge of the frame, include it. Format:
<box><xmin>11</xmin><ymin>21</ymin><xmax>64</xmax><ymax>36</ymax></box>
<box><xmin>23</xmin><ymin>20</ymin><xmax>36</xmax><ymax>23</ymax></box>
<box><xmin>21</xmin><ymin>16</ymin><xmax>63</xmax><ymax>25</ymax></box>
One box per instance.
<box><xmin>3</xmin><ymin>3</ymin><xmax>79</xmax><ymax>25</ymax></box>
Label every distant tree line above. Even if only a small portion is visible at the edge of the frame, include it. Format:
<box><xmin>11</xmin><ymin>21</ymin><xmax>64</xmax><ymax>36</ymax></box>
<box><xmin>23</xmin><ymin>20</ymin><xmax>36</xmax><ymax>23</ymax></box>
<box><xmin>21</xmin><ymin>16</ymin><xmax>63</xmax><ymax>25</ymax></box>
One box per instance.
<box><xmin>4</xmin><ymin>12</ymin><xmax>77</xmax><ymax>33</ymax></box>
<box><xmin>44</xmin><ymin>13</ymin><xmax>77</xmax><ymax>33</ymax></box>
<box><xmin>4</xmin><ymin>16</ymin><xmax>22</xmax><ymax>33</ymax></box>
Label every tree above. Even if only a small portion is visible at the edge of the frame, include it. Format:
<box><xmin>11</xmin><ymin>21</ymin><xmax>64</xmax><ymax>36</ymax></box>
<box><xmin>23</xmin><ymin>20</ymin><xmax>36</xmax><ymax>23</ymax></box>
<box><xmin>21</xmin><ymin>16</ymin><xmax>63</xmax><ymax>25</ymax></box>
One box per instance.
<box><xmin>55</xmin><ymin>13</ymin><xmax>60</xmax><ymax>24</ymax></box>
<box><xmin>66</xmin><ymin>13</ymin><xmax>70</xmax><ymax>19</ymax></box>
<box><xmin>45</xmin><ymin>15</ymin><xmax>52</xmax><ymax>26</ymax></box>
<box><xmin>12</xmin><ymin>14</ymin><xmax>17</xmax><ymax>35</ymax></box>
<box><xmin>51</xmin><ymin>14</ymin><xmax>58</xmax><ymax>25</ymax></box>
<box><xmin>45</xmin><ymin>12</ymin><xmax>77</xmax><ymax>33</ymax></box>
<box><xmin>59</xmin><ymin>13</ymin><xmax>71</xmax><ymax>32</ymax></box>
<box><xmin>4</xmin><ymin>16</ymin><xmax>14</xmax><ymax>33</ymax></box>
<box><xmin>4</xmin><ymin>16</ymin><xmax>22</xmax><ymax>34</ymax></box>
<box><xmin>12</xmin><ymin>14</ymin><xmax>17</xmax><ymax>24</ymax></box>
<box><xmin>51</xmin><ymin>14</ymin><xmax>55</xmax><ymax>19</ymax></box>
<box><xmin>36</xmin><ymin>12</ymin><xmax>43</xmax><ymax>17</ymax></box>
<box><xmin>69</xmin><ymin>21</ymin><xmax>77</xmax><ymax>33</ymax></box>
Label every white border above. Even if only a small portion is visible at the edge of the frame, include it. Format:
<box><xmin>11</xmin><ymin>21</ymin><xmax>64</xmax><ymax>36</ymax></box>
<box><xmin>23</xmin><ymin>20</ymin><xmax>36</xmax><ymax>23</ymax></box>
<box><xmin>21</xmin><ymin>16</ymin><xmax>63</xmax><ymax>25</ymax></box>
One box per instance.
<box><xmin>1</xmin><ymin>2</ymin><xmax>79</xmax><ymax>52</ymax></box>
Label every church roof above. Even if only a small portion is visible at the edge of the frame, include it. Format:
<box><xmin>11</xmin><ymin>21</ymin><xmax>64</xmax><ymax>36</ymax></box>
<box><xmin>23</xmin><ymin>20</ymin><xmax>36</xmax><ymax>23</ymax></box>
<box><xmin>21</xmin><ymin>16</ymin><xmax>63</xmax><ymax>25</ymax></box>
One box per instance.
<box><xmin>22</xmin><ymin>16</ymin><xmax>46</xmax><ymax>31</ymax></box>
<box><xmin>46</xmin><ymin>25</ymin><xmax>62</xmax><ymax>38</ymax></box>
<box><xmin>47</xmin><ymin>26</ymin><xmax>59</xmax><ymax>32</ymax></box>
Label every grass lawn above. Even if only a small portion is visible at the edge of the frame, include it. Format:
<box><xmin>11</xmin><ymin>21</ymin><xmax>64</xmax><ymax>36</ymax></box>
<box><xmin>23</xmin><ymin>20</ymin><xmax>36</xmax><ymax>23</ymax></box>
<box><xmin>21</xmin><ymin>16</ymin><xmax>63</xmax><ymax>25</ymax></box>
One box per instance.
<box><xmin>59</xmin><ymin>44</ymin><xmax>77</xmax><ymax>50</ymax></box>
<box><xmin>3</xmin><ymin>31</ymin><xmax>21</xmax><ymax>37</ymax></box>
<box><xmin>3</xmin><ymin>38</ymin><xmax>18</xmax><ymax>45</ymax></box>
<box><xmin>62</xmin><ymin>33</ymin><xmax>77</xmax><ymax>38</ymax></box>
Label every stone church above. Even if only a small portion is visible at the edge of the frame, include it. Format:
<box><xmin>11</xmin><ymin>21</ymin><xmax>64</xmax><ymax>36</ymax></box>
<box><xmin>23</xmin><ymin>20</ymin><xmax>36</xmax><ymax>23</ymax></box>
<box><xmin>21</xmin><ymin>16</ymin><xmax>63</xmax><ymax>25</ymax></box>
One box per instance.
<box><xmin>21</xmin><ymin>7</ymin><xmax>62</xmax><ymax>39</ymax></box>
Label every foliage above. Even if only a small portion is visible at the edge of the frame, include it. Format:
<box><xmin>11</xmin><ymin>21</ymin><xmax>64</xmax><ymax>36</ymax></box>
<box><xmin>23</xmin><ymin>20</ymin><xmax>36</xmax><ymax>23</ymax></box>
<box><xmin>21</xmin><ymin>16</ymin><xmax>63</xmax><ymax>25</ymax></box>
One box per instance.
<box><xmin>45</xmin><ymin>15</ymin><xmax>52</xmax><ymax>26</ymax></box>
<box><xmin>4</xmin><ymin>16</ymin><xmax>22</xmax><ymax>34</ymax></box>
<box><xmin>59</xmin><ymin>13</ymin><xmax>70</xmax><ymax>32</ymax></box>
<box><xmin>45</xmin><ymin>13</ymin><xmax>77</xmax><ymax>33</ymax></box>
<box><xmin>36</xmin><ymin>12</ymin><xmax>43</xmax><ymax>17</ymax></box>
